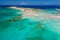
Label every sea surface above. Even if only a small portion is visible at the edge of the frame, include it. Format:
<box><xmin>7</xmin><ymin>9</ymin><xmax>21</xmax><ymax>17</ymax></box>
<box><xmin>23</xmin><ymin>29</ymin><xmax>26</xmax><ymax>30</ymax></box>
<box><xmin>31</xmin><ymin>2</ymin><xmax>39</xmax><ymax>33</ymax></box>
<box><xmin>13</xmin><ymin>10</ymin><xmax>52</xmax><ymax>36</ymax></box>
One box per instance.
<box><xmin>0</xmin><ymin>7</ymin><xmax>60</xmax><ymax>40</ymax></box>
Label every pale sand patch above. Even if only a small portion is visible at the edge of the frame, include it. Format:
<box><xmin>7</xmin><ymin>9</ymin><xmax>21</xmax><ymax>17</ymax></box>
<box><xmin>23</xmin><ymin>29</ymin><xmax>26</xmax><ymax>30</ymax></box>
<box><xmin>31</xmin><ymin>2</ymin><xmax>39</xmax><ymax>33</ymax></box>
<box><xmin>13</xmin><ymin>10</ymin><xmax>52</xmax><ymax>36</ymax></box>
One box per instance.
<box><xmin>9</xmin><ymin>7</ymin><xmax>60</xmax><ymax>20</ymax></box>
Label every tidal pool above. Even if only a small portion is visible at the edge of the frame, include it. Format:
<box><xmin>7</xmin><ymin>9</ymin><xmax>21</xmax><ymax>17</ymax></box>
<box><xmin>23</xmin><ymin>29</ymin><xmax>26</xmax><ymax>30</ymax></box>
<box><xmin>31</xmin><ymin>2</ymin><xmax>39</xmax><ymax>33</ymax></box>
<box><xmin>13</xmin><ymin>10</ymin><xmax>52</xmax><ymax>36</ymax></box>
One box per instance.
<box><xmin>0</xmin><ymin>7</ymin><xmax>60</xmax><ymax>40</ymax></box>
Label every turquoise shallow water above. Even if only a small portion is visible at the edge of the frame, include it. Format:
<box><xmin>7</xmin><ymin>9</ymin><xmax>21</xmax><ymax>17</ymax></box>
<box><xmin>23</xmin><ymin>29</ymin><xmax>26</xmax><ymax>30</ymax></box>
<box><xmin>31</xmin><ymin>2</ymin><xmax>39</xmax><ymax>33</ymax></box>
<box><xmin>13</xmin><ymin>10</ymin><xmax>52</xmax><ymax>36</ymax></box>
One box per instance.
<box><xmin>0</xmin><ymin>7</ymin><xmax>60</xmax><ymax>40</ymax></box>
